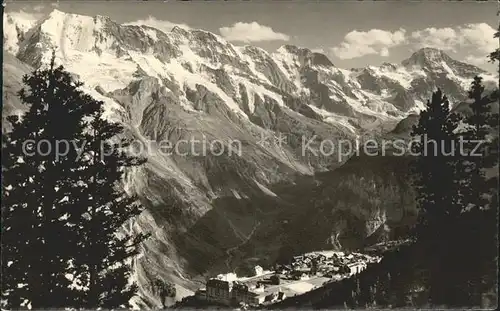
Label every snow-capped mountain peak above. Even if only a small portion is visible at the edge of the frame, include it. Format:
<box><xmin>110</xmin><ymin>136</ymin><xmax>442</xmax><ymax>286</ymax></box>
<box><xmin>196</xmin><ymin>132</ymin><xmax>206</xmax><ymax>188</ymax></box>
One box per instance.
<box><xmin>4</xmin><ymin>9</ymin><xmax>496</xmax><ymax>136</ymax></box>
<box><xmin>402</xmin><ymin>48</ymin><xmax>452</xmax><ymax>72</ymax></box>
<box><xmin>412</xmin><ymin>47</ymin><xmax>445</xmax><ymax>61</ymax></box>
<box><xmin>402</xmin><ymin>47</ymin><xmax>486</xmax><ymax>78</ymax></box>
<box><xmin>276</xmin><ymin>44</ymin><xmax>335</xmax><ymax>68</ymax></box>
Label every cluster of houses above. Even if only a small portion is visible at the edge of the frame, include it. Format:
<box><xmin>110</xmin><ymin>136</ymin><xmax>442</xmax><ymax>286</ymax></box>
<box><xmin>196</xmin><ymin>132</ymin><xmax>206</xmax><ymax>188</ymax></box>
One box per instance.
<box><xmin>193</xmin><ymin>251</ymin><xmax>381</xmax><ymax>307</ymax></box>
<box><xmin>277</xmin><ymin>251</ymin><xmax>381</xmax><ymax>280</ymax></box>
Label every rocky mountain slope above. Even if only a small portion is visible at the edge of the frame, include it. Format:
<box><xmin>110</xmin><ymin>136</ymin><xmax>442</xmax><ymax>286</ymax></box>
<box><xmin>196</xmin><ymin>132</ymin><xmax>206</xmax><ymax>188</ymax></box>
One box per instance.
<box><xmin>2</xmin><ymin>9</ymin><xmax>495</xmax><ymax>308</ymax></box>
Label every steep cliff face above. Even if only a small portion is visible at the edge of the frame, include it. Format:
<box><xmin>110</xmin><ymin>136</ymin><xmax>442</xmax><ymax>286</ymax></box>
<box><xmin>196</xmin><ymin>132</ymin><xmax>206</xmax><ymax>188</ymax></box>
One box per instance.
<box><xmin>2</xmin><ymin>8</ymin><xmax>494</xmax><ymax>308</ymax></box>
<box><xmin>280</xmin><ymin>154</ymin><xmax>416</xmax><ymax>255</ymax></box>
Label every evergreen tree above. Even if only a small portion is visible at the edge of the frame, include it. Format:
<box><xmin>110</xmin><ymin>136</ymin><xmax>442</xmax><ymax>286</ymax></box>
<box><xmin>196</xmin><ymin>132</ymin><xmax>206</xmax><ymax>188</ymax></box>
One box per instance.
<box><xmin>410</xmin><ymin>89</ymin><xmax>465</xmax><ymax>306</ymax></box>
<box><xmin>68</xmin><ymin>110</ymin><xmax>149</xmax><ymax>308</ymax></box>
<box><xmin>409</xmin><ymin>39</ymin><xmax>499</xmax><ymax>306</ymax></box>
<box><xmin>453</xmin><ymin>54</ymin><xmax>499</xmax><ymax>307</ymax></box>
<box><xmin>2</xmin><ymin>54</ymin><xmax>97</xmax><ymax>308</ymax></box>
<box><xmin>461</xmin><ymin>76</ymin><xmax>499</xmax><ymax>211</ymax></box>
<box><xmin>410</xmin><ymin>89</ymin><xmax>463</xmax><ymax>241</ymax></box>
<box><xmin>488</xmin><ymin>23</ymin><xmax>499</xmax><ymax>67</ymax></box>
<box><xmin>1</xmin><ymin>53</ymin><xmax>148</xmax><ymax>309</ymax></box>
<box><xmin>150</xmin><ymin>279</ymin><xmax>176</xmax><ymax>308</ymax></box>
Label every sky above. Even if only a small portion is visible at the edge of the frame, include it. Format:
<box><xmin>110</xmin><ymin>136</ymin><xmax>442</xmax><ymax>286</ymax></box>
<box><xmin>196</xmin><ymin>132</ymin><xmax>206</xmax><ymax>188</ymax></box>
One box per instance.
<box><xmin>4</xmin><ymin>0</ymin><xmax>500</xmax><ymax>72</ymax></box>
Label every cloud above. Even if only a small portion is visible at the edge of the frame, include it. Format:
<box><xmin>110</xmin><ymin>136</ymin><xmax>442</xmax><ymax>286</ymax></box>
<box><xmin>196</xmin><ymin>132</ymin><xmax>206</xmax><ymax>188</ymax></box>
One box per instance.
<box><xmin>410</xmin><ymin>27</ymin><xmax>457</xmax><ymax>51</ymax></box>
<box><xmin>33</xmin><ymin>5</ymin><xmax>45</xmax><ymax>12</ymax></box>
<box><xmin>219</xmin><ymin>22</ymin><xmax>290</xmax><ymax>43</ymax></box>
<box><xmin>410</xmin><ymin>23</ymin><xmax>497</xmax><ymax>54</ymax></box>
<box><xmin>311</xmin><ymin>48</ymin><xmax>326</xmax><ymax>54</ymax></box>
<box><xmin>331</xmin><ymin>28</ymin><xmax>407</xmax><ymax>59</ymax></box>
<box><xmin>124</xmin><ymin>16</ymin><xmax>190</xmax><ymax>33</ymax></box>
<box><xmin>464</xmin><ymin>55</ymin><xmax>490</xmax><ymax>66</ymax></box>
<box><xmin>331</xmin><ymin>23</ymin><xmax>497</xmax><ymax>64</ymax></box>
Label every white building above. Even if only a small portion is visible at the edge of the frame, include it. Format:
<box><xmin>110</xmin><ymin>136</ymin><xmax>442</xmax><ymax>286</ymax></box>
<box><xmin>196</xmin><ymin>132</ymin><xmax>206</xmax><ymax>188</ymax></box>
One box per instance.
<box><xmin>217</xmin><ymin>272</ymin><xmax>238</xmax><ymax>282</ymax></box>
<box><xmin>254</xmin><ymin>265</ymin><xmax>264</xmax><ymax>276</ymax></box>
<box><xmin>347</xmin><ymin>262</ymin><xmax>367</xmax><ymax>275</ymax></box>
<box><xmin>205</xmin><ymin>278</ymin><xmax>268</xmax><ymax>306</ymax></box>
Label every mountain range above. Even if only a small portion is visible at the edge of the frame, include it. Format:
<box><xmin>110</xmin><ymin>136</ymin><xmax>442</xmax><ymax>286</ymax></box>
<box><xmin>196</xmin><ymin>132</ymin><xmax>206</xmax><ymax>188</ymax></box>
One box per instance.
<box><xmin>2</xmin><ymin>9</ymin><xmax>497</xmax><ymax>308</ymax></box>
